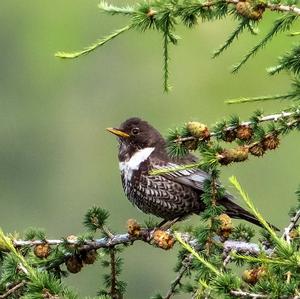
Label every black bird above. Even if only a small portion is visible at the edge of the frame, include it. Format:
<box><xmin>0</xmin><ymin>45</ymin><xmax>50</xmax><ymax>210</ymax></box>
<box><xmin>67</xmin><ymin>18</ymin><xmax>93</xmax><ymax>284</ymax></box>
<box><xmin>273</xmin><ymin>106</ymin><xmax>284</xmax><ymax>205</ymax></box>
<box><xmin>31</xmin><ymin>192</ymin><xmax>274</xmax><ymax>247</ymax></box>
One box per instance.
<box><xmin>107</xmin><ymin>117</ymin><xmax>267</xmax><ymax>228</ymax></box>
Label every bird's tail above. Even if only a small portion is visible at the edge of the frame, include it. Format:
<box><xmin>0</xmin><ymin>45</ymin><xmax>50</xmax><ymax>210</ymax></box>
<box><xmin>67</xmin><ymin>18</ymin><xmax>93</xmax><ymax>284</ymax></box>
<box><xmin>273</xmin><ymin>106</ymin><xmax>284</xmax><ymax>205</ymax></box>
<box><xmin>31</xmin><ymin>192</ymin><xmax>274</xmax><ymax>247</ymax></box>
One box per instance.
<box><xmin>218</xmin><ymin>198</ymin><xmax>279</xmax><ymax>231</ymax></box>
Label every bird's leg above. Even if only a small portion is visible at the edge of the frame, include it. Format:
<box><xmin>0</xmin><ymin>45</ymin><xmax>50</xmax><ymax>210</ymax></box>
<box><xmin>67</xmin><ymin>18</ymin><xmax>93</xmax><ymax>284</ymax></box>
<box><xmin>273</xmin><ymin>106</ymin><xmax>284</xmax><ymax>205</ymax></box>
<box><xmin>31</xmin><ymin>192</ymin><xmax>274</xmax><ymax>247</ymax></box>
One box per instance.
<box><xmin>158</xmin><ymin>219</ymin><xmax>168</xmax><ymax>227</ymax></box>
<box><xmin>159</xmin><ymin>217</ymin><xmax>181</xmax><ymax>231</ymax></box>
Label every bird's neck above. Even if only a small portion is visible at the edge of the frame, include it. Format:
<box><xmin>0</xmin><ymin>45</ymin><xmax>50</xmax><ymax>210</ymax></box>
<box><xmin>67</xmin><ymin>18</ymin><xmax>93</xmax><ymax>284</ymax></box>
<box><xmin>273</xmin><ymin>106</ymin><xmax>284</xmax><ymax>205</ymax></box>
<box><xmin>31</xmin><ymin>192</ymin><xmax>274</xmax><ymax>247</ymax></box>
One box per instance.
<box><xmin>119</xmin><ymin>144</ymin><xmax>169</xmax><ymax>177</ymax></box>
<box><xmin>120</xmin><ymin>145</ymin><xmax>168</xmax><ymax>163</ymax></box>
<box><xmin>118</xmin><ymin>147</ymin><xmax>154</xmax><ymax>183</ymax></box>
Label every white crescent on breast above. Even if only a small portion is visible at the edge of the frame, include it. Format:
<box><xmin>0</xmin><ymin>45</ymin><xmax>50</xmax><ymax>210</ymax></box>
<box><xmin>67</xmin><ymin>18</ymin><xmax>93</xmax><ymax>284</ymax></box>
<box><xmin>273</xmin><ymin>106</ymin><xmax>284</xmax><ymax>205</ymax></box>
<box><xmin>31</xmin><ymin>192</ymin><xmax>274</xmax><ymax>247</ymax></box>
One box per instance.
<box><xmin>119</xmin><ymin>147</ymin><xmax>155</xmax><ymax>183</ymax></box>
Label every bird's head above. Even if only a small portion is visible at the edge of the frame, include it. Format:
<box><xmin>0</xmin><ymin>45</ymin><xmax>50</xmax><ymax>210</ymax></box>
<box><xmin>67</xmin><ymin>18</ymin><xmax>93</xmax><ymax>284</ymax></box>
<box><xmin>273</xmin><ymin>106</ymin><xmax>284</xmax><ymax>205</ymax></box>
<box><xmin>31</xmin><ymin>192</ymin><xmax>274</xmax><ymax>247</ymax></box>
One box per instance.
<box><xmin>106</xmin><ymin>117</ymin><xmax>167</xmax><ymax>161</ymax></box>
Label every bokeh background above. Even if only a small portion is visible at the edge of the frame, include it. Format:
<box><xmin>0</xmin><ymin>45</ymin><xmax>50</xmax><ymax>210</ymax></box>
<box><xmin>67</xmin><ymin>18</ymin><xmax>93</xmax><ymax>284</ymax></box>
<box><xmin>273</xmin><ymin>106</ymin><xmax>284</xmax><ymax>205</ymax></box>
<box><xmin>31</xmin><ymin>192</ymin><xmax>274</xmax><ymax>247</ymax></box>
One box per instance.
<box><xmin>0</xmin><ymin>1</ymin><xmax>298</xmax><ymax>298</ymax></box>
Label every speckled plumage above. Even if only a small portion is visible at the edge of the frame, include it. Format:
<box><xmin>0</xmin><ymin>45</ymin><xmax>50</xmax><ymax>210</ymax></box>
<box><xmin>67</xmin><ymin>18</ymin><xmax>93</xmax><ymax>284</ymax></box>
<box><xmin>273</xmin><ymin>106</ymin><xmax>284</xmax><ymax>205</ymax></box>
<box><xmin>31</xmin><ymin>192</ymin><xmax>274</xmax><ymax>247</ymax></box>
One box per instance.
<box><xmin>108</xmin><ymin>117</ymin><xmax>271</xmax><ymax>228</ymax></box>
<box><xmin>120</xmin><ymin>156</ymin><xmax>204</xmax><ymax>220</ymax></box>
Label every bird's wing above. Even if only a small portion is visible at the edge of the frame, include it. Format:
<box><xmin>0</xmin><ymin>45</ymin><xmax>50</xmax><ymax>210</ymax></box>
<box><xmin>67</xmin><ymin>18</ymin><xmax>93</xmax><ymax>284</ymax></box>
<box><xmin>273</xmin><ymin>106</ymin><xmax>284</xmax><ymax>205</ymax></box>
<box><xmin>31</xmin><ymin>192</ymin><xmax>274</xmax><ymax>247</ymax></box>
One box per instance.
<box><xmin>156</xmin><ymin>162</ymin><xmax>235</xmax><ymax>201</ymax></box>
<box><xmin>159</xmin><ymin>163</ymin><xmax>209</xmax><ymax>190</ymax></box>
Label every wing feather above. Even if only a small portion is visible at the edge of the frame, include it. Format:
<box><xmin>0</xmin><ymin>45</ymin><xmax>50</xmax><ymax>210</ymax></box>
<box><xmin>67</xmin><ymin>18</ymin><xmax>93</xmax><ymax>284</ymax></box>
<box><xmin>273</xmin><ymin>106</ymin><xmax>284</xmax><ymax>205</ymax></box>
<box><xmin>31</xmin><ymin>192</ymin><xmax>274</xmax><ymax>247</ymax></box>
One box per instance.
<box><xmin>155</xmin><ymin>162</ymin><xmax>235</xmax><ymax>201</ymax></box>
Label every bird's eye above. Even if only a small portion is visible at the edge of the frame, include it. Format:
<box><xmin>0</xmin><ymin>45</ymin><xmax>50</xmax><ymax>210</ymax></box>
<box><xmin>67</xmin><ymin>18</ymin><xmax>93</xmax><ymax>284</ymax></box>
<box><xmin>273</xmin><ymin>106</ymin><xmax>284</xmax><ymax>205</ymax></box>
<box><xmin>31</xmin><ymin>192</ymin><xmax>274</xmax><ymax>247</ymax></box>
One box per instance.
<box><xmin>131</xmin><ymin>128</ymin><xmax>140</xmax><ymax>135</ymax></box>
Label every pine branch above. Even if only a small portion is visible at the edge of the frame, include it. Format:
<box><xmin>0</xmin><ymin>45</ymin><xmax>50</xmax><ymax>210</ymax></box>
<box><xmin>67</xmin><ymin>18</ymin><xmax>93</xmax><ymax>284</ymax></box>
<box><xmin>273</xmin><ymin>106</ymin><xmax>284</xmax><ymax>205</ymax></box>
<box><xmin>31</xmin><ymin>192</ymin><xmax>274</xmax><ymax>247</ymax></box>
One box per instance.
<box><xmin>231</xmin><ymin>291</ymin><xmax>300</xmax><ymax>299</ymax></box>
<box><xmin>56</xmin><ymin>0</ymin><xmax>300</xmax><ymax>90</ymax></box>
<box><xmin>13</xmin><ymin>231</ymin><xmax>149</xmax><ymax>248</ymax></box>
<box><xmin>150</xmin><ymin>163</ymin><xmax>199</xmax><ymax>176</ymax></box>
<box><xmin>230</xmin><ymin>290</ymin><xmax>269</xmax><ymax>298</ymax></box>
<box><xmin>0</xmin><ymin>229</ymin><xmax>75</xmax><ymax>298</ymax></box>
<box><xmin>5</xmin><ymin>202</ymin><xmax>300</xmax><ymax>298</ymax></box>
<box><xmin>0</xmin><ymin>281</ymin><xmax>26</xmax><ymax>299</ymax></box>
<box><xmin>175</xmin><ymin>232</ymin><xmax>221</xmax><ymax>276</ymax></box>
<box><xmin>267</xmin><ymin>2</ymin><xmax>300</xmax><ymax>14</ymax></box>
<box><xmin>213</xmin><ymin>18</ymin><xmax>249</xmax><ymax>58</ymax></box>
<box><xmin>151</xmin><ymin>109</ymin><xmax>300</xmax><ymax>176</ymax></box>
<box><xmin>223</xmin><ymin>240</ymin><xmax>273</xmax><ymax>256</ymax></box>
<box><xmin>232</xmin><ymin>15</ymin><xmax>297</xmax><ymax>73</ymax></box>
<box><xmin>98</xmin><ymin>1</ymin><xmax>135</xmax><ymax>15</ymax></box>
<box><xmin>160</xmin><ymin>10</ymin><xmax>176</xmax><ymax>92</ymax></box>
<box><xmin>188</xmin><ymin>110</ymin><xmax>297</xmax><ymax>139</ymax></box>
<box><xmin>11</xmin><ymin>233</ymin><xmax>271</xmax><ymax>257</ymax></box>
<box><xmin>231</xmin><ymin>292</ymin><xmax>300</xmax><ymax>299</ymax></box>
<box><xmin>55</xmin><ymin>25</ymin><xmax>131</xmax><ymax>59</ymax></box>
<box><xmin>225</xmin><ymin>93</ymin><xmax>294</xmax><ymax>104</ymax></box>
<box><xmin>162</xmin><ymin>254</ymin><xmax>193</xmax><ymax>299</ymax></box>
<box><xmin>230</xmin><ymin>176</ymin><xmax>292</xmax><ymax>256</ymax></box>
<box><xmin>228</xmin><ymin>0</ymin><xmax>300</xmax><ymax>15</ymax></box>
<box><xmin>163</xmin><ymin>31</ymin><xmax>170</xmax><ymax>92</ymax></box>
<box><xmin>268</xmin><ymin>44</ymin><xmax>300</xmax><ymax>76</ymax></box>
<box><xmin>0</xmin><ymin>229</ymin><xmax>37</xmax><ymax>280</ymax></box>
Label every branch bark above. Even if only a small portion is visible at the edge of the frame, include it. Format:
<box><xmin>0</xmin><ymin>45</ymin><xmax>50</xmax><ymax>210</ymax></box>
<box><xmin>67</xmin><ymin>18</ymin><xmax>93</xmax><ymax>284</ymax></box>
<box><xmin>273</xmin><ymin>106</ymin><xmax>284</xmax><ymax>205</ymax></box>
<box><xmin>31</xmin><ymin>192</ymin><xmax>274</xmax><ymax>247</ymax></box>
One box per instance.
<box><xmin>12</xmin><ymin>232</ymin><xmax>270</xmax><ymax>257</ymax></box>
<box><xmin>282</xmin><ymin>209</ymin><xmax>300</xmax><ymax>244</ymax></box>
<box><xmin>230</xmin><ymin>290</ymin><xmax>269</xmax><ymax>298</ymax></box>
<box><xmin>163</xmin><ymin>254</ymin><xmax>193</xmax><ymax>299</ymax></box>
<box><xmin>223</xmin><ymin>240</ymin><xmax>273</xmax><ymax>256</ymax></box>
<box><xmin>0</xmin><ymin>281</ymin><xmax>26</xmax><ymax>299</ymax></box>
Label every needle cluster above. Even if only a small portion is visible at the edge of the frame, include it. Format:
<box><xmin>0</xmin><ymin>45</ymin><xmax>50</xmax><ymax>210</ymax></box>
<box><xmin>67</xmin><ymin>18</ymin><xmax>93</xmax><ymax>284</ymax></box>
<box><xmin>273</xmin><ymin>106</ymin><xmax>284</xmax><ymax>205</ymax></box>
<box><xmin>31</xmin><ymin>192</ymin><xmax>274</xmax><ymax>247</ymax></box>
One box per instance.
<box><xmin>56</xmin><ymin>0</ymin><xmax>300</xmax><ymax>94</ymax></box>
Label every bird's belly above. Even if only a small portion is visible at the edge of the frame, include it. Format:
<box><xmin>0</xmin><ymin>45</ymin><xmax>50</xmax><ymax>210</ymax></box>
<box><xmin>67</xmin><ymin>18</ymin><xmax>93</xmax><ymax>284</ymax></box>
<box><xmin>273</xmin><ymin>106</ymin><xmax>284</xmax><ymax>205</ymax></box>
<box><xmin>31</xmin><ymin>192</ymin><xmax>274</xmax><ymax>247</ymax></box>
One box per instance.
<box><xmin>121</xmin><ymin>173</ymin><xmax>201</xmax><ymax>220</ymax></box>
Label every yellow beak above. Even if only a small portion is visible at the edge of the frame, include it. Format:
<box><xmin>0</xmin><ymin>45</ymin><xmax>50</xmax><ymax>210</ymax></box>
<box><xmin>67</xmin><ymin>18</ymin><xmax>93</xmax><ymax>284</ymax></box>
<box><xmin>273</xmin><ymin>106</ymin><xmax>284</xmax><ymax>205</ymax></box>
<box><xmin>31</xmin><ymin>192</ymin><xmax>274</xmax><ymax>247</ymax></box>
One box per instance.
<box><xmin>106</xmin><ymin>127</ymin><xmax>130</xmax><ymax>138</ymax></box>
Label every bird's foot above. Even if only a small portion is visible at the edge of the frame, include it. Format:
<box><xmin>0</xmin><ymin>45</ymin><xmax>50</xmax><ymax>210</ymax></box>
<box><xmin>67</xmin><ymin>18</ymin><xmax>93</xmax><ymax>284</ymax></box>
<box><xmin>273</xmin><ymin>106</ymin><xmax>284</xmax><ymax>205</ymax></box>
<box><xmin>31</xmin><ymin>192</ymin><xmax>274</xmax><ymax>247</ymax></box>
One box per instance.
<box><xmin>158</xmin><ymin>217</ymin><xmax>181</xmax><ymax>231</ymax></box>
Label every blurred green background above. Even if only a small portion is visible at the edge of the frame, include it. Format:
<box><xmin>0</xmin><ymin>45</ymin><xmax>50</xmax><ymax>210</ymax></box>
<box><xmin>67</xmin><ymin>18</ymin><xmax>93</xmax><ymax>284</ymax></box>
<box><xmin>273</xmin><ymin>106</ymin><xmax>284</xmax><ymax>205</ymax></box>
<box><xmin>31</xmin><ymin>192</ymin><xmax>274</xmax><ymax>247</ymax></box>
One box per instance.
<box><xmin>0</xmin><ymin>1</ymin><xmax>299</xmax><ymax>298</ymax></box>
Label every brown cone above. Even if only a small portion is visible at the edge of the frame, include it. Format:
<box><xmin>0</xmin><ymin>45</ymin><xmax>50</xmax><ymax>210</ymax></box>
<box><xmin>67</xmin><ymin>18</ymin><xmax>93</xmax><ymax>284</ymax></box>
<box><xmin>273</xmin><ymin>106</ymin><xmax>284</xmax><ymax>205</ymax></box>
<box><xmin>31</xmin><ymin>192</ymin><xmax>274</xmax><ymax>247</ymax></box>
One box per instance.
<box><xmin>187</xmin><ymin>121</ymin><xmax>210</xmax><ymax>140</ymax></box>
<box><xmin>236</xmin><ymin>125</ymin><xmax>253</xmax><ymax>141</ymax></box>
<box><xmin>81</xmin><ymin>249</ymin><xmax>97</xmax><ymax>265</ymax></box>
<box><xmin>242</xmin><ymin>267</ymin><xmax>266</xmax><ymax>284</ymax></box>
<box><xmin>127</xmin><ymin>219</ymin><xmax>141</xmax><ymax>237</ymax></box>
<box><xmin>217</xmin><ymin>214</ymin><xmax>233</xmax><ymax>239</ymax></box>
<box><xmin>223</xmin><ymin>129</ymin><xmax>237</xmax><ymax>143</ymax></box>
<box><xmin>152</xmin><ymin>230</ymin><xmax>174</xmax><ymax>250</ymax></box>
<box><xmin>34</xmin><ymin>243</ymin><xmax>51</xmax><ymax>259</ymax></box>
<box><xmin>218</xmin><ymin>147</ymin><xmax>249</xmax><ymax>165</ymax></box>
<box><xmin>66</xmin><ymin>255</ymin><xmax>83</xmax><ymax>273</ymax></box>
<box><xmin>249</xmin><ymin>143</ymin><xmax>265</xmax><ymax>157</ymax></box>
<box><xmin>262</xmin><ymin>135</ymin><xmax>280</xmax><ymax>150</ymax></box>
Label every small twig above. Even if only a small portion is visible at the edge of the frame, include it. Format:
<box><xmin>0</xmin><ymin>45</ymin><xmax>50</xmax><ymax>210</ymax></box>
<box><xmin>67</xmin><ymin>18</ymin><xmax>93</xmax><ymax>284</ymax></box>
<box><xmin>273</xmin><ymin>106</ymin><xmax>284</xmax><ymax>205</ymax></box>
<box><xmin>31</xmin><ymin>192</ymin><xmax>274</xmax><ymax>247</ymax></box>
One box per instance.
<box><xmin>232</xmin><ymin>291</ymin><xmax>300</xmax><ymax>299</ymax></box>
<box><xmin>222</xmin><ymin>111</ymin><xmax>296</xmax><ymax>132</ymax></box>
<box><xmin>129</xmin><ymin>0</ymin><xmax>300</xmax><ymax>17</ymax></box>
<box><xmin>286</xmin><ymin>271</ymin><xmax>292</xmax><ymax>284</ymax></box>
<box><xmin>223</xmin><ymin>251</ymin><xmax>232</xmax><ymax>267</ymax></box>
<box><xmin>230</xmin><ymin>290</ymin><xmax>269</xmax><ymax>298</ymax></box>
<box><xmin>223</xmin><ymin>240</ymin><xmax>273</xmax><ymax>256</ymax></box>
<box><xmin>282</xmin><ymin>209</ymin><xmax>300</xmax><ymax>244</ymax></box>
<box><xmin>109</xmin><ymin>247</ymin><xmax>119</xmax><ymax>299</ymax></box>
<box><xmin>0</xmin><ymin>281</ymin><xmax>26</xmax><ymax>299</ymax></box>
<box><xmin>227</xmin><ymin>0</ymin><xmax>300</xmax><ymax>15</ymax></box>
<box><xmin>17</xmin><ymin>263</ymin><xmax>29</xmax><ymax>276</ymax></box>
<box><xmin>55</xmin><ymin>25</ymin><xmax>132</xmax><ymax>59</ymax></box>
<box><xmin>163</xmin><ymin>254</ymin><xmax>193</xmax><ymax>299</ymax></box>
<box><xmin>103</xmin><ymin>225</ymin><xmax>115</xmax><ymax>239</ymax></box>
<box><xmin>174</xmin><ymin>136</ymin><xmax>199</xmax><ymax>143</ymax></box>
<box><xmin>266</xmin><ymin>2</ymin><xmax>300</xmax><ymax>14</ymax></box>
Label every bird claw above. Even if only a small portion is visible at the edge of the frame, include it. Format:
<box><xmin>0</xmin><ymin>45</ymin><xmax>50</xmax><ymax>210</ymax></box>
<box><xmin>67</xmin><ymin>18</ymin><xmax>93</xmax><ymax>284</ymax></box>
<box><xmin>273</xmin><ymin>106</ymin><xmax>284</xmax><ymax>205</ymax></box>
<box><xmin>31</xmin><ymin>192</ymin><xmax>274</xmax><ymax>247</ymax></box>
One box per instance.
<box><xmin>158</xmin><ymin>217</ymin><xmax>181</xmax><ymax>231</ymax></box>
